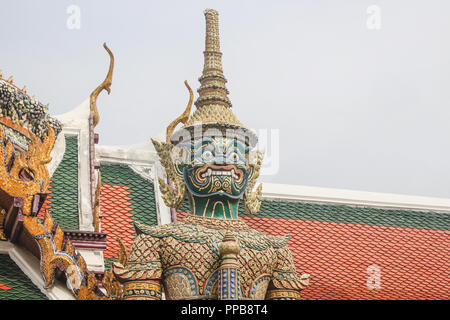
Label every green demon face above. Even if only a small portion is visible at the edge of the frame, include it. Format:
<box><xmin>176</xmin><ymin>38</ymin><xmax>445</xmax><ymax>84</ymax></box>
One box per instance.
<box><xmin>174</xmin><ymin>137</ymin><xmax>249</xmax><ymax>199</ymax></box>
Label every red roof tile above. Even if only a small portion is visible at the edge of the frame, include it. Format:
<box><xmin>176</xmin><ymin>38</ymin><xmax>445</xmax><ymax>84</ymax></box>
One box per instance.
<box><xmin>100</xmin><ymin>184</ymin><xmax>135</xmax><ymax>258</ymax></box>
<box><xmin>242</xmin><ymin>216</ymin><xmax>449</xmax><ymax>300</ymax></box>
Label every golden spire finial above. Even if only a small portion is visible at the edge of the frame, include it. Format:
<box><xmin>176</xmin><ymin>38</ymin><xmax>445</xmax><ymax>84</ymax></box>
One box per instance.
<box><xmin>90</xmin><ymin>43</ymin><xmax>114</xmax><ymax>128</ymax></box>
<box><xmin>195</xmin><ymin>9</ymin><xmax>231</xmax><ymax>110</ymax></box>
<box><xmin>171</xmin><ymin>9</ymin><xmax>259</xmax><ymax>148</ymax></box>
<box><xmin>166</xmin><ymin>80</ymin><xmax>193</xmax><ymax>143</ymax></box>
<box><xmin>204</xmin><ymin>9</ymin><xmax>221</xmax><ymax>59</ymax></box>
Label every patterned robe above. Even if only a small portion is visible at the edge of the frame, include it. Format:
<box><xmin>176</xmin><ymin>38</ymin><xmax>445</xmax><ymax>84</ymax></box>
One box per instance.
<box><xmin>113</xmin><ymin>214</ymin><xmax>308</xmax><ymax>300</ymax></box>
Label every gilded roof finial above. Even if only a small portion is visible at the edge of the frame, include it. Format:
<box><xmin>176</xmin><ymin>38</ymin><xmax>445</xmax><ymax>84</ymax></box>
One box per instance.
<box><xmin>195</xmin><ymin>9</ymin><xmax>231</xmax><ymax>109</ymax></box>
<box><xmin>166</xmin><ymin>80</ymin><xmax>193</xmax><ymax>143</ymax></box>
<box><xmin>90</xmin><ymin>43</ymin><xmax>114</xmax><ymax>128</ymax></box>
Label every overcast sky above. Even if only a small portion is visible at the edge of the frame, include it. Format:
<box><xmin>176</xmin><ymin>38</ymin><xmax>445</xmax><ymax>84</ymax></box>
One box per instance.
<box><xmin>1</xmin><ymin>0</ymin><xmax>449</xmax><ymax>198</ymax></box>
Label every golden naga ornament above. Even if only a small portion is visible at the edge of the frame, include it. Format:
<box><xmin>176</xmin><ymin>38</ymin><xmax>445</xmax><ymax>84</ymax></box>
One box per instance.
<box><xmin>23</xmin><ymin>210</ymin><xmax>104</xmax><ymax>299</ymax></box>
<box><xmin>0</xmin><ymin>123</ymin><xmax>55</xmax><ymax>215</ymax></box>
<box><xmin>102</xmin><ymin>238</ymin><xmax>127</xmax><ymax>298</ymax></box>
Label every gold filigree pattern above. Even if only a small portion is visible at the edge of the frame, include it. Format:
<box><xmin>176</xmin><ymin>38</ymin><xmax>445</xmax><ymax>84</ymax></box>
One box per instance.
<box><xmin>184</xmin><ymin>104</ymin><xmax>243</xmax><ymax>128</ymax></box>
<box><xmin>244</xmin><ymin>150</ymin><xmax>264</xmax><ymax>215</ymax></box>
<box><xmin>93</xmin><ymin>172</ymin><xmax>101</xmax><ymax>232</ymax></box>
<box><xmin>0</xmin><ymin>123</ymin><xmax>55</xmax><ymax>215</ymax></box>
<box><xmin>135</xmin><ymin>216</ymin><xmax>289</xmax><ymax>252</ymax></box>
<box><xmin>119</xmin><ymin>215</ymin><xmax>306</xmax><ymax>299</ymax></box>
<box><xmin>23</xmin><ymin>210</ymin><xmax>109</xmax><ymax>300</ymax></box>
<box><xmin>164</xmin><ymin>273</ymin><xmax>193</xmax><ymax>299</ymax></box>
<box><xmin>0</xmin><ymin>209</ymin><xmax>6</xmax><ymax>240</ymax></box>
<box><xmin>266</xmin><ymin>289</ymin><xmax>301</xmax><ymax>300</ymax></box>
<box><xmin>239</xmin><ymin>246</ymin><xmax>276</xmax><ymax>297</ymax></box>
<box><xmin>151</xmin><ymin>139</ymin><xmax>186</xmax><ymax>209</ymax></box>
<box><xmin>123</xmin><ymin>280</ymin><xmax>161</xmax><ymax>300</ymax></box>
<box><xmin>103</xmin><ymin>238</ymin><xmax>127</xmax><ymax>298</ymax></box>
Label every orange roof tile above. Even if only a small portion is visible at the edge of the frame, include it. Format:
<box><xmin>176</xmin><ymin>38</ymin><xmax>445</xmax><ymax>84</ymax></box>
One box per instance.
<box><xmin>242</xmin><ymin>216</ymin><xmax>449</xmax><ymax>300</ymax></box>
<box><xmin>100</xmin><ymin>184</ymin><xmax>135</xmax><ymax>258</ymax></box>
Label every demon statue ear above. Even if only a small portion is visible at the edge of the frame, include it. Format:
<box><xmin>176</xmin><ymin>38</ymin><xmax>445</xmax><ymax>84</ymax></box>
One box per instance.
<box><xmin>152</xmin><ymin>139</ymin><xmax>186</xmax><ymax>210</ymax></box>
<box><xmin>151</xmin><ymin>81</ymin><xmax>193</xmax><ymax>210</ymax></box>
<box><xmin>244</xmin><ymin>149</ymin><xmax>264</xmax><ymax>215</ymax></box>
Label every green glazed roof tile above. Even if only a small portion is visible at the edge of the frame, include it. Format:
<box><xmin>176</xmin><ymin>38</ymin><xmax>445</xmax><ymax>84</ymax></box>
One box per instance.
<box><xmin>183</xmin><ymin>196</ymin><xmax>449</xmax><ymax>230</ymax></box>
<box><xmin>104</xmin><ymin>257</ymin><xmax>116</xmax><ymax>271</ymax></box>
<box><xmin>48</xmin><ymin>135</ymin><xmax>79</xmax><ymax>230</ymax></box>
<box><xmin>0</xmin><ymin>255</ymin><xmax>47</xmax><ymax>300</ymax></box>
<box><xmin>242</xmin><ymin>199</ymin><xmax>450</xmax><ymax>231</ymax></box>
<box><xmin>100</xmin><ymin>164</ymin><xmax>158</xmax><ymax>227</ymax></box>
<box><xmin>100</xmin><ymin>164</ymin><xmax>159</xmax><ymax>270</ymax></box>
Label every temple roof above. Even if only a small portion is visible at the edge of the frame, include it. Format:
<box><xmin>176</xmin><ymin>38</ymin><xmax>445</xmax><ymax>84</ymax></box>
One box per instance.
<box><xmin>0</xmin><ymin>77</ymin><xmax>62</xmax><ymax>142</ymax></box>
<box><xmin>99</xmin><ymin>163</ymin><xmax>159</xmax><ymax>269</ymax></box>
<box><xmin>175</xmin><ymin>196</ymin><xmax>450</xmax><ymax>299</ymax></box>
<box><xmin>0</xmin><ymin>254</ymin><xmax>47</xmax><ymax>300</ymax></box>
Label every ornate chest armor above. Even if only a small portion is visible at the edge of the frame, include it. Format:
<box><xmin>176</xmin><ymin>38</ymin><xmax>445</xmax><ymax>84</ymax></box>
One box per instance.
<box><xmin>113</xmin><ymin>214</ymin><xmax>308</xmax><ymax>300</ymax></box>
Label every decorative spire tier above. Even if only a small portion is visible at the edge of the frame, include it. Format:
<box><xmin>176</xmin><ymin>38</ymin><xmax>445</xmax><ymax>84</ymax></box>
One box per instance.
<box><xmin>195</xmin><ymin>9</ymin><xmax>231</xmax><ymax>110</ymax></box>
<box><xmin>172</xmin><ymin>9</ymin><xmax>258</xmax><ymax>148</ymax></box>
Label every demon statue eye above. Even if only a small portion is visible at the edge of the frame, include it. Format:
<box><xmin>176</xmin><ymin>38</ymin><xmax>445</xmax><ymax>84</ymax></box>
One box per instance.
<box><xmin>228</xmin><ymin>152</ymin><xmax>239</xmax><ymax>164</ymax></box>
<box><xmin>201</xmin><ymin>150</ymin><xmax>214</xmax><ymax>163</ymax></box>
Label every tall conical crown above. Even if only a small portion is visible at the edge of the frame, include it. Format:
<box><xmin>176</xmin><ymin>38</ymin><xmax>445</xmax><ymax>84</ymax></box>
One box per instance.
<box><xmin>172</xmin><ymin>9</ymin><xmax>257</xmax><ymax>147</ymax></box>
<box><xmin>195</xmin><ymin>9</ymin><xmax>232</xmax><ymax>110</ymax></box>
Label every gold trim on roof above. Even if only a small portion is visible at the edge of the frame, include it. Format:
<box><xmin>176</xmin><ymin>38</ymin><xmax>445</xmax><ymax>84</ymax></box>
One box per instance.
<box><xmin>0</xmin><ymin>123</ymin><xmax>55</xmax><ymax>215</ymax></box>
<box><xmin>90</xmin><ymin>43</ymin><xmax>114</xmax><ymax>128</ymax></box>
<box><xmin>166</xmin><ymin>80</ymin><xmax>193</xmax><ymax>143</ymax></box>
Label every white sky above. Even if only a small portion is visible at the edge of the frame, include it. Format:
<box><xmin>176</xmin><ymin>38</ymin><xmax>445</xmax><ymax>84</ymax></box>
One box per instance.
<box><xmin>1</xmin><ymin>0</ymin><xmax>449</xmax><ymax>198</ymax></box>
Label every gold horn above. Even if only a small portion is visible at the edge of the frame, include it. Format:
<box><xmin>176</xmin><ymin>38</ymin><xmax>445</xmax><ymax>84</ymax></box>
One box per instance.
<box><xmin>166</xmin><ymin>80</ymin><xmax>193</xmax><ymax>143</ymax></box>
<box><xmin>90</xmin><ymin>42</ymin><xmax>114</xmax><ymax>127</ymax></box>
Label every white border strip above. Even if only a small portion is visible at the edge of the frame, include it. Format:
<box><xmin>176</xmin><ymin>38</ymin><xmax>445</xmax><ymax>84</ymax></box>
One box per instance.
<box><xmin>57</xmin><ymin>99</ymin><xmax>94</xmax><ymax>232</ymax></box>
<box><xmin>261</xmin><ymin>182</ymin><xmax>450</xmax><ymax>213</ymax></box>
<box><xmin>96</xmin><ymin>143</ymin><xmax>171</xmax><ymax>225</ymax></box>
